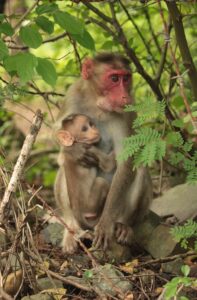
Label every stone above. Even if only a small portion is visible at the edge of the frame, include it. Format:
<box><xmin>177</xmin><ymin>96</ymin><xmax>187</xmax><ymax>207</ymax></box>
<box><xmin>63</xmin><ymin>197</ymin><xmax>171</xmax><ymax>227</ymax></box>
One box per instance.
<box><xmin>92</xmin><ymin>264</ymin><xmax>133</xmax><ymax>296</ymax></box>
<box><xmin>151</xmin><ymin>183</ymin><xmax>197</xmax><ymax>222</ymax></box>
<box><xmin>161</xmin><ymin>258</ymin><xmax>183</xmax><ymax>275</ymax></box>
<box><xmin>41</xmin><ymin>223</ymin><xmax>64</xmax><ymax>246</ymax></box>
<box><xmin>37</xmin><ymin>277</ymin><xmax>64</xmax><ymax>290</ymax></box>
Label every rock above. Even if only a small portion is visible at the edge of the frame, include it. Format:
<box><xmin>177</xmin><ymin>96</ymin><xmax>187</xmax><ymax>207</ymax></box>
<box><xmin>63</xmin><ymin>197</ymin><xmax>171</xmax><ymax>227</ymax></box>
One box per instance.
<box><xmin>93</xmin><ymin>241</ymin><xmax>133</xmax><ymax>263</ymax></box>
<box><xmin>162</xmin><ymin>258</ymin><xmax>183</xmax><ymax>275</ymax></box>
<box><xmin>21</xmin><ymin>294</ymin><xmax>53</xmax><ymax>300</ymax></box>
<box><xmin>41</xmin><ymin>223</ymin><xmax>64</xmax><ymax>246</ymax></box>
<box><xmin>37</xmin><ymin>277</ymin><xmax>64</xmax><ymax>290</ymax></box>
<box><xmin>133</xmin><ymin>212</ymin><xmax>184</xmax><ymax>258</ymax></box>
<box><xmin>151</xmin><ymin>183</ymin><xmax>197</xmax><ymax>222</ymax></box>
<box><xmin>92</xmin><ymin>264</ymin><xmax>132</xmax><ymax>296</ymax></box>
<box><xmin>66</xmin><ymin>264</ymin><xmax>132</xmax><ymax>297</ymax></box>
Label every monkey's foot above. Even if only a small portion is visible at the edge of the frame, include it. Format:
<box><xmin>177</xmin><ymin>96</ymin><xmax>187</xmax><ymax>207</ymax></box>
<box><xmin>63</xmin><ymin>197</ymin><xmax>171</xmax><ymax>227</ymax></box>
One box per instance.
<box><xmin>115</xmin><ymin>223</ymin><xmax>134</xmax><ymax>246</ymax></box>
<box><xmin>93</xmin><ymin>220</ymin><xmax>115</xmax><ymax>250</ymax></box>
<box><xmin>62</xmin><ymin>231</ymin><xmax>78</xmax><ymax>254</ymax></box>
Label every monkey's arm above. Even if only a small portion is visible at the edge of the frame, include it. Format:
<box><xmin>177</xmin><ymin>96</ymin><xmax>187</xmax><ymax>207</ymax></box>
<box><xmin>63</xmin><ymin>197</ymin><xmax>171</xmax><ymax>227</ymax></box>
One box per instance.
<box><xmin>87</xmin><ymin>146</ymin><xmax>116</xmax><ymax>173</ymax></box>
<box><xmin>63</xmin><ymin>143</ymin><xmax>99</xmax><ymax>168</ymax></box>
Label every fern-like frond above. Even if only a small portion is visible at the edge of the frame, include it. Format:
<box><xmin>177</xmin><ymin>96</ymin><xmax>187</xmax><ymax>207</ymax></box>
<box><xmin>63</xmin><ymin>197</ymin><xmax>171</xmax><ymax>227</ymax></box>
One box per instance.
<box><xmin>166</xmin><ymin>132</ymin><xmax>184</xmax><ymax>147</ymax></box>
<box><xmin>119</xmin><ymin>128</ymin><xmax>166</xmax><ymax>166</ymax></box>
<box><xmin>125</xmin><ymin>98</ymin><xmax>165</xmax><ymax>128</ymax></box>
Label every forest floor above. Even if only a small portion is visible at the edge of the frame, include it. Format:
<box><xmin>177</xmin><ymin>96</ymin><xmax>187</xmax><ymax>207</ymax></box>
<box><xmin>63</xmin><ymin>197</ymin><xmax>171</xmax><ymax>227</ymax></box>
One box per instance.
<box><xmin>1</xmin><ymin>183</ymin><xmax>197</xmax><ymax>300</ymax></box>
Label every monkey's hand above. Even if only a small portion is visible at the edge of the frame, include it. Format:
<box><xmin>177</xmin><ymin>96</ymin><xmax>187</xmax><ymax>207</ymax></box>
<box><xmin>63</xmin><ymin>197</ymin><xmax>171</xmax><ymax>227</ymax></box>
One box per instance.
<box><xmin>99</xmin><ymin>151</ymin><xmax>116</xmax><ymax>173</ymax></box>
<box><xmin>93</xmin><ymin>217</ymin><xmax>115</xmax><ymax>249</ymax></box>
<box><xmin>67</xmin><ymin>143</ymin><xmax>99</xmax><ymax>167</ymax></box>
<box><xmin>115</xmin><ymin>223</ymin><xmax>134</xmax><ymax>245</ymax></box>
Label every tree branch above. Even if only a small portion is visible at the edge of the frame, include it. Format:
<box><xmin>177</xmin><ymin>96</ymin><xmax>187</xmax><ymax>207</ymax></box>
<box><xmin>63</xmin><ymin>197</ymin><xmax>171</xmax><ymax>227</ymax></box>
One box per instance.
<box><xmin>119</xmin><ymin>0</ymin><xmax>156</xmax><ymax>68</ymax></box>
<box><xmin>155</xmin><ymin>20</ymin><xmax>172</xmax><ymax>84</ymax></box>
<box><xmin>165</xmin><ymin>0</ymin><xmax>197</xmax><ymax>101</ymax></box>
<box><xmin>0</xmin><ymin>110</ymin><xmax>43</xmax><ymax>224</ymax></box>
<box><xmin>144</xmin><ymin>8</ymin><xmax>161</xmax><ymax>53</ymax></box>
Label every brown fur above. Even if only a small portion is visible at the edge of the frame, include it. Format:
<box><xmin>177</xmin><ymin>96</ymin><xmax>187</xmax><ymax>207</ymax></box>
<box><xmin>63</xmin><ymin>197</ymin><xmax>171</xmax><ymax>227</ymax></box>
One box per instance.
<box><xmin>54</xmin><ymin>53</ymin><xmax>153</xmax><ymax>253</ymax></box>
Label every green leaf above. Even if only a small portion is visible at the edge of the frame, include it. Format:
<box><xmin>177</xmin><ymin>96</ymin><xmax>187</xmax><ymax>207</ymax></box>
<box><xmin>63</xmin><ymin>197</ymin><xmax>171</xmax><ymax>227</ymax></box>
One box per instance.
<box><xmin>0</xmin><ymin>39</ymin><xmax>8</xmax><ymax>60</ymax></box>
<box><xmin>102</xmin><ymin>40</ymin><xmax>113</xmax><ymax>50</ymax></box>
<box><xmin>71</xmin><ymin>30</ymin><xmax>95</xmax><ymax>50</ymax></box>
<box><xmin>172</xmin><ymin>119</ymin><xmax>184</xmax><ymax>129</ymax></box>
<box><xmin>164</xmin><ymin>284</ymin><xmax>178</xmax><ymax>299</ymax></box>
<box><xmin>53</xmin><ymin>11</ymin><xmax>84</xmax><ymax>35</ymax></box>
<box><xmin>181</xmin><ymin>265</ymin><xmax>190</xmax><ymax>277</ymax></box>
<box><xmin>0</xmin><ymin>22</ymin><xmax>14</xmax><ymax>36</ymax></box>
<box><xmin>166</xmin><ymin>132</ymin><xmax>184</xmax><ymax>147</ymax></box>
<box><xmin>35</xmin><ymin>16</ymin><xmax>54</xmax><ymax>34</ymax></box>
<box><xmin>36</xmin><ymin>58</ymin><xmax>57</xmax><ymax>86</ymax></box>
<box><xmin>83</xmin><ymin>270</ymin><xmax>93</xmax><ymax>279</ymax></box>
<box><xmin>36</xmin><ymin>3</ymin><xmax>58</xmax><ymax>15</ymax></box>
<box><xmin>172</xmin><ymin>96</ymin><xmax>184</xmax><ymax>108</ymax></box>
<box><xmin>4</xmin><ymin>53</ymin><xmax>37</xmax><ymax>82</ymax></box>
<box><xmin>0</xmin><ymin>14</ymin><xmax>5</xmax><ymax>22</ymax></box>
<box><xmin>19</xmin><ymin>25</ymin><xmax>42</xmax><ymax>48</ymax></box>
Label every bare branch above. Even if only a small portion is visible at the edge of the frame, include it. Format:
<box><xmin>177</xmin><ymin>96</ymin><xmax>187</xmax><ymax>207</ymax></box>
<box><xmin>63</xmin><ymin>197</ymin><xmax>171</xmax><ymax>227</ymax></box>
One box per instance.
<box><xmin>144</xmin><ymin>7</ymin><xmax>161</xmax><ymax>52</ymax></box>
<box><xmin>166</xmin><ymin>0</ymin><xmax>197</xmax><ymax>101</ymax></box>
<box><xmin>0</xmin><ymin>110</ymin><xmax>43</xmax><ymax>224</ymax></box>
<box><xmin>158</xmin><ymin>0</ymin><xmax>197</xmax><ymax>133</ymax></box>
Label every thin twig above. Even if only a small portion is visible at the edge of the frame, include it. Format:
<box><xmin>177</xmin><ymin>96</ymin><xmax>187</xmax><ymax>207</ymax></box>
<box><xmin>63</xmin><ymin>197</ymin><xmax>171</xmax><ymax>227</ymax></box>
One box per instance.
<box><xmin>0</xmin><ymin>110</ymin><xmax>43</xmax><ymax>224</ymax></box>
<box><xmin>158</xmin><ymin>0</ymin><xmax>197</xmax><ymax>133</ymax></box>
<box><xmin>139</xmin><ymin>251</ymin><xmax>196</xmax><ymax>267</ymax></box>
<box><xmin>13</xmin><ymin>0</ymin><xmax>39</xmax><ymax>32</ymax></box>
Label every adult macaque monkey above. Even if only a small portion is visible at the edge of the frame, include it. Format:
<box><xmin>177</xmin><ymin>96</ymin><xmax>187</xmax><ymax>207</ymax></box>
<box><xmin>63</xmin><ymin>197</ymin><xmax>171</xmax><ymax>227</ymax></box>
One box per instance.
<box><xmin>55</xmin><ymin>52</ymin><xmax>152</xmax><ymax>253</ymax></box>
<box><xmin>56</xmin><ymin>114</ymin><xmax>115</xmax><ymax>230</ymax></box>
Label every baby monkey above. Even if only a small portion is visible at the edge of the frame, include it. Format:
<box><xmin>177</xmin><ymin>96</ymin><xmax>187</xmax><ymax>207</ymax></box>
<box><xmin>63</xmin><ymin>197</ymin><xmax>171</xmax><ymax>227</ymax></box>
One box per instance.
<box><xmin>56</xmin><ymin>114</ymin><xmax>116</xmax><ymax>231</ymax></box>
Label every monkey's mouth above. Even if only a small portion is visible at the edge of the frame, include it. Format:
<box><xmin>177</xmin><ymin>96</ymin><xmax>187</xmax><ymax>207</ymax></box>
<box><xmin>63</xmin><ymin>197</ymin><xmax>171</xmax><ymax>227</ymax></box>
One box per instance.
<box><xmin>86</xmin><ymin>135</ymin><xmax>100</xmax><ymax>144</ymax></box>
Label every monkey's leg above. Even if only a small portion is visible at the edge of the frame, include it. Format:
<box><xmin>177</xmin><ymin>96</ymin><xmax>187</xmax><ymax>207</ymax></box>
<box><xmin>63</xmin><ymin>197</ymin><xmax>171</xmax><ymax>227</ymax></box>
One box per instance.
<box><xmin>82</xmin><ymin>177</ymin><xmax>109</xmax><ymax>229</ymax></box>
<box><xmin>54</xmin><ymin>166</ymin><xmax>84</xmax><ymax>254</ymax></box>
<box><xmin>115</xmin><ymin>167</ymin><xmax>153</xmax><ymax>245</ymax></box>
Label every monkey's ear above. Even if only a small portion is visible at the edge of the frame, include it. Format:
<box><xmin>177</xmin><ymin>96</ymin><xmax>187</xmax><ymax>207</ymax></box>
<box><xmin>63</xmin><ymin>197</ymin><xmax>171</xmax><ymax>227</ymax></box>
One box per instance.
<box><xmin>57</xmin><ymin>130</ymin><xmax>74</xmax><ymax>146</ymax></box>
<box><xmin>81</xmin><ymin>58</ymin><xmax>94</xmax><ymax>80</ymax></box>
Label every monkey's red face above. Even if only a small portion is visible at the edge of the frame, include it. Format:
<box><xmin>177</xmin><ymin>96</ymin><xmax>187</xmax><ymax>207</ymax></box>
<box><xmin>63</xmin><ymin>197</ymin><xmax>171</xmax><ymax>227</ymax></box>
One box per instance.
<box><xmin>97</xmin><ymin>68</ymin><xmax>132</xmax><ymax>113</ymax></box>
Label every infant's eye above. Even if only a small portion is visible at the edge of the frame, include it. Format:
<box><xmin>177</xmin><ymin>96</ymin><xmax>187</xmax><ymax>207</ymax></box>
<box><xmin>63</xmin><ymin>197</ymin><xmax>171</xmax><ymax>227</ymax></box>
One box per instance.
<box><xmin>82</xmin><ymin>126</ymin><xmax>88</xmax><ymax>132</ymax></box>
<box><xmin>89</xmin><ymin>120</ymin><xmax>94</xmax><ymax>127</ymax></box>
<box><xmin>110</xmin><ymin>74</ymin><xmax>119</xmax><ymax>82</ymax></box>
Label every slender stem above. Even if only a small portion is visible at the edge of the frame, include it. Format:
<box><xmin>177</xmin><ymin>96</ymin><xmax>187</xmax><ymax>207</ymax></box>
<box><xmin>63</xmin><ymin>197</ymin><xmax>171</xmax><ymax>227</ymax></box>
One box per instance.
<box><xmin>158</xmin><ymin>0</ymin><xmax>197</xmax><ymax>133</ymax></box>
<box><xmin>166</xmin><ymin>0</ymin><xmax>197</xmax><ymax>101</ymax></box>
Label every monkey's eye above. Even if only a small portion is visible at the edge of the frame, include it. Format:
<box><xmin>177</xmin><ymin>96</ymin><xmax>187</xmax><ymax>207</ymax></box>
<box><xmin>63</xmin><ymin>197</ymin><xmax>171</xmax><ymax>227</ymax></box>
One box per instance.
<box><xmin>123</xmin><ymin>74</ymin><xmax>130</xmax><ymax>82</ymax></box>
<box><xmin>82</xmin><ymin>126</ymin><xmax>88</xmax><ymax>132</ymax></box>
<box><xmin>110</xmin><ymin>74</ymin><xmax>119</xmax><ymax>82</ymax></box>
<box><xmin>89</xmin><ymin>120</ymin><xmax>94</xmax><ymax>127</ymax></box>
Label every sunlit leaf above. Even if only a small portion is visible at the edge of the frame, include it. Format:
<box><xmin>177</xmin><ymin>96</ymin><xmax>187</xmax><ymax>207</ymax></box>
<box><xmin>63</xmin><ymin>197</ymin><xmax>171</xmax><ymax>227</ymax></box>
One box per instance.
<box><xmin>35</xmin><ymin>16</ymin><xmax>54</xmax><ymax>34</ymax></box>
<box><xmin>0</xmin><ymin>22</ymin><xmax>14</xmax><ymax>36</ymax></box>
<box><xmin>53</xmin><ymin>11</ymin><xmax>84</xmax><ymax>35</ymax></box>
<box><xmin>20</xmin><ymin>25</ymin><xmax>42</xmax><ymax>48</ymax></box>
<box><xmin>36</xmin><ymin>57</ymin><xmax>57</xmax><ymax>86</ymax></box>
<box><xmin>0</xmin><ymin>39</ymin><xmax>8</xmax><ymax>60</ymax></box>
<box><xmin>71</xmin><ymin>30</ymin><xmax>95</xmax><ymax>50</ymax></box>
<box><xmin>4</xmin><ymin>53</ymin><xmax>37</xmax><ymax>82</ymax></box>
<box><xmin>36</xmin><ymin>3</ymin><xmax>59</xmax><ymax>15</ymax></box>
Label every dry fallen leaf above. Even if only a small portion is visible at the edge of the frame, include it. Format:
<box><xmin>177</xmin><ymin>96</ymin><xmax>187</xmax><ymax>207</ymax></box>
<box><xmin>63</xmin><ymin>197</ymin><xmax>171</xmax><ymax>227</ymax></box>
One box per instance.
<box><xmin>41</xmin><ymin>288</ymin><xmax>67</xmax><ymax>300</ymax></box>
<box><xmin>119</xmin><ymin>259</ymin><xmax>139</xmax><ymax>274</ymax></box>
<box><xmin>4</xmin><ymin>269</ymin><xmax>23</xmax><ymax>296</ymax></box>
